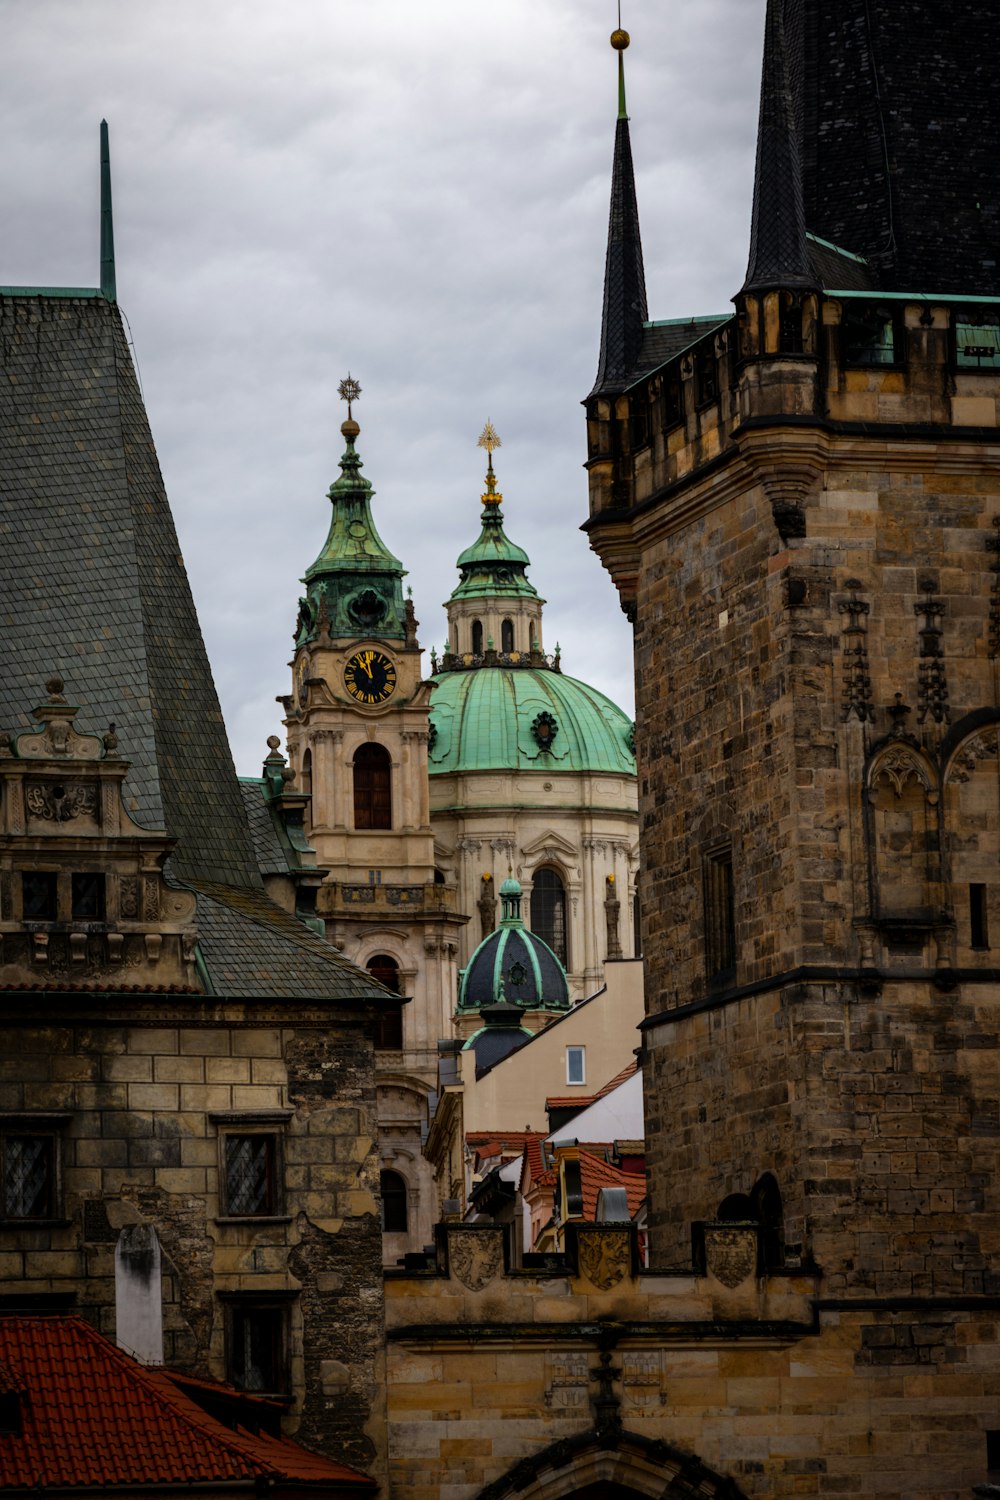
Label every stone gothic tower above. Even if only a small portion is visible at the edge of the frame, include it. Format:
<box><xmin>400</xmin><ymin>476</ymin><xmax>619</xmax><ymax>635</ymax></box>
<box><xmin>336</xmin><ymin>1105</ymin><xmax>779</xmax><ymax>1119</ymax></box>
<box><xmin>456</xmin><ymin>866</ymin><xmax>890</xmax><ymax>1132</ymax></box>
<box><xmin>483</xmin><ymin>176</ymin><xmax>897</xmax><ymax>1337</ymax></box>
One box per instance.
<box><xmin>282</xmin><ymin>391</ymin><xmax>465</xmax><ymax>1262</ymax></box>
<box><xmin>583</xmin><ymin>6</ymin><xmax>1000</xmax><ymax>1491</ymax></box>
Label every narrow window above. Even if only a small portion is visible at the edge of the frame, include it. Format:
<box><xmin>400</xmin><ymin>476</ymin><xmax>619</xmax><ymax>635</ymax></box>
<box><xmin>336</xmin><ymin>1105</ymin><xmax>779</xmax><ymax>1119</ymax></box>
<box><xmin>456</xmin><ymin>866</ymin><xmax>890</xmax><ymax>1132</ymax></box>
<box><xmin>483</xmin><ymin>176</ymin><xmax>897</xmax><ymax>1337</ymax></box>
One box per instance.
<box><xmin>2</xmin><ymin>1135</ymin><xmax>54</xmax><ymax>1220</ymax></box>
<box><xmin>566</xmin><ymin>1046</ymin><xmax>586</xmax><ymax>1086</ymax></box>
<box><xmin>223</xmin><ymin>1135</ymin><xmax>277</xmax><ymax>1217</ymax></box>
<box><xmin>563</xmin><ymin>1158</ymin><xmax>583</xmax><ymax>1218</ymax></box>
<box><xmin>380</xmin><ymin>1170</ymin><xmax>408</xmax><ymax>1233</ymax></box>
<box><xmin>664</xmin><ymin>371</ymin><xmax>683</xmax><ymax>428</ymax></box>
<box><xmin>300</xmin><ymin>748</ymin><xmax>312</xmax><ymax>801</ymax></box>
<box><xmin>633</xmin><ymin>888</ymin><xmax>642</xmax><ymax>958</ymax></box>
<box><xmin>71</xmin><ymin>873</ymin><xmax>105</xmax><ymax>920</ymax></box>
<box><xmin>353</xmin><ymin>743</ymin><xmax>392</xmax><ymax>830</ymax></box>
<box><xmin>501</xmin><ymin>618</ymin><xmax>514</xmax><ymax>653</ymax></box>
<box><xmin>227</xmin><ymin>1303</ymin><xmax>287</xmax><ymax>1394</ymax></box>
<box><xmin>629</xmin><ymin>398</ymin><xmax>650</xmax><ymax>450</ymax></box>
<box><xmin>842</xmin><ymin>303</ymin><xmax>896</xmax><ymax>366</ymax></box>
<box><xmin>471</xmin><ymin>620</ymin><xmax>484</xmax><ymax>655</ymax></box>
<box><xmin>779</xmin><ymin>292</ymin><xmax>803</xmax><ymax>353</ymax></box>
<box><xmin>987</xmin><ymin>1430</ymin><xmax>1000</xmax><ymax>1472</ymax></box>
<box><xmin>695</xmin><ymin>343</ymin><xmax>718</xmax><ymax>406</ymax></box>
<box><xmin>21</xmin><ymin>872</ymin><xmax>57</xmax><ymax>921</ymax></box>
<box><xmin>530</xmin><ymin>868</ymin><xmax>568</xmax><ymax>967</ymax></box>
<box><xmin>971</xmin><ymin>883</ymin><xmax>990</xmax><ymax>950</ymax></box>
<box><xmin>367</xmin><ymin>955</ymin><xmax>404</xmax><ymax>1050</ymax></box>
<box><xmin>704</xmin><ymin>843</ymin><xmax>736</xmax><ymax>985</ymax></box>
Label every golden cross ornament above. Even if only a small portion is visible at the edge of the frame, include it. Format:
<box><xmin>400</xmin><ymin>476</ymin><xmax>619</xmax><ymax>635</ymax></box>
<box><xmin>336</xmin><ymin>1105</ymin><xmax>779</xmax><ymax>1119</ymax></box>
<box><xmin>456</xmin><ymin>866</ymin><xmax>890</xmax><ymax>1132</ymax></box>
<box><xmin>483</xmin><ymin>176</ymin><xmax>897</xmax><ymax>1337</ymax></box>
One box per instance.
<box><xmin>338</xmin><ymin>374</ymin><xmax>362</xmax><ymax>418</ymax></box>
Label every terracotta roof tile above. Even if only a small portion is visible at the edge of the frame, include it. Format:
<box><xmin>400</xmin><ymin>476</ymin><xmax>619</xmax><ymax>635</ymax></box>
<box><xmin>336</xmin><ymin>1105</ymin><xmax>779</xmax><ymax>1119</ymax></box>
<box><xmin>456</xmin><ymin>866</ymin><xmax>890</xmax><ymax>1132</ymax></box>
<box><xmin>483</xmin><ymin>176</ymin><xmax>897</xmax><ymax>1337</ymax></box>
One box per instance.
<box><xmin>0</xmin><ymin>1316</ymin><xmax>374</xmax><ymax>1490</ymax></box>
<box><xmin>576</xmin><ymin>1151</ymin><xmax>646</xmax><ymax>1222</ymax></box>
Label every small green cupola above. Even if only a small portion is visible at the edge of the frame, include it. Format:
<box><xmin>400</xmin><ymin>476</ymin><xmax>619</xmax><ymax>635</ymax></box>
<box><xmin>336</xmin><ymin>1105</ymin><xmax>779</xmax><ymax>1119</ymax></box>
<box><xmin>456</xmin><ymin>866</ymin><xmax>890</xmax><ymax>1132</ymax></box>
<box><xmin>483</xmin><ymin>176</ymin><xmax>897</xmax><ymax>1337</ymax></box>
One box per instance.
<box><xmin>449</xmin><ymin>422</ymin><xmax>539</xmax><ymax>606</ymax></box>
<box><xmin>295</xmin><ymin>376</ymin><xmax>407</xmax><ymax>647</ymax></box>
<box><xmin>441</xmin><ymin>425</ymin><xmax>548</xmax><ymax>667</ymax></box>
<box><xmin>457</xmin><ymin>876</ymin><xmax>569</xmax><ymax>1015</ymax></box>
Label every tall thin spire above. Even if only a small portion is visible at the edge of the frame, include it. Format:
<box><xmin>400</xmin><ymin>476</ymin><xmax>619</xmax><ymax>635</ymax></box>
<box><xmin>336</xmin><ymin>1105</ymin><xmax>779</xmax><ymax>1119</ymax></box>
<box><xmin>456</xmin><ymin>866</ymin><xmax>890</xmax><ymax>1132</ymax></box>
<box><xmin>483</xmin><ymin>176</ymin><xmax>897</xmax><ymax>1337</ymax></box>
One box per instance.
<box><xmin>741</xmin><ymin>0</ymin><xmax>813</xmax><ymax>293</ymax></box>
<box><xmin>100</xmin><ymin>120</ymin><xmax>116</xmax><ymax>303</ymax></box>
<box><xmin>590</xmin><ymin>26</ymin><xmax>647</xmax><ymax>398</ymax></box>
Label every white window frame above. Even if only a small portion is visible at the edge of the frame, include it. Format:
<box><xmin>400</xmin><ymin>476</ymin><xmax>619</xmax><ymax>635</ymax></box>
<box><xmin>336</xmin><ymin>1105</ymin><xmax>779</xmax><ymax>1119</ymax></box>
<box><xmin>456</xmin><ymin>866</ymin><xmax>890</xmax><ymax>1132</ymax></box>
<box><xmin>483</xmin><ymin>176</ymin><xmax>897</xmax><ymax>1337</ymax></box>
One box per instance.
<box><xmin>566</xmin><ymin>1046</ymin><xmax>586</xmax><ymax>1086</ymax></box>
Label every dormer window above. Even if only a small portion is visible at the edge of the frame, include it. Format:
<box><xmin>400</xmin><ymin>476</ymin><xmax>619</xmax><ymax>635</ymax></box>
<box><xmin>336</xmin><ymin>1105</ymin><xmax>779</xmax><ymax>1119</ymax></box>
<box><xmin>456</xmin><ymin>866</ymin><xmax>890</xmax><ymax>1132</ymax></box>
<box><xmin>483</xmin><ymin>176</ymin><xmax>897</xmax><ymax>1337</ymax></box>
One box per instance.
<box><xmin>955</xmin><ymin>309</ymin><xmax>1000</xmax><ymax>369</ymax></box>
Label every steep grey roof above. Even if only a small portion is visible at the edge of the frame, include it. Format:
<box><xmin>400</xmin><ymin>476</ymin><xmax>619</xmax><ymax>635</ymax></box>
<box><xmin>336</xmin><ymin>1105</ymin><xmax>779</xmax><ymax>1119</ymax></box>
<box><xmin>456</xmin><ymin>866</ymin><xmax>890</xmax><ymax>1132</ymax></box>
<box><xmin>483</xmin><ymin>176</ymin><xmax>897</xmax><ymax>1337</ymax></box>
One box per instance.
<box><xmin>0</xmin><ymin>294</ymin><xmax>260</xmax><ymax>887</ymax></box>
<box><xmin>742</xmin><ymin>0</ymin><xmax>813</xmax><ymax>293</ymax></box>
<box><xmin>239</xmin><ymin>780</ymin><xmax>291</xmax><ymax>877</ymax></box>
<box><xmin>189</xmin><ymin>882</ymin><xmax>392</xmax><ymax>1001</ymax></box>
<box><xmin>590</xmin><ymin>114</ymin><xmax>648</xmax><ymax>397</ymax></box>
<box><xmin>753</xmin><ymin>1</ymin><xmax>1000</xmax><ymax>295</ymax></box>
<box><xmin>627</xmin><ymin>316</ymin><xmax>732</xmax><ymax>388</ymax></box>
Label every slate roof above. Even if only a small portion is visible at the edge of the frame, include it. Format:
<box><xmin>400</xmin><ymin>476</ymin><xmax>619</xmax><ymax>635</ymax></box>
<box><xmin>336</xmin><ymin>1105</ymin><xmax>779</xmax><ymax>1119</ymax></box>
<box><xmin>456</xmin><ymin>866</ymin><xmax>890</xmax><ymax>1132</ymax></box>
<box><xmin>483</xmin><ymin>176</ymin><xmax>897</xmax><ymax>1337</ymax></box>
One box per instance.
<box><xmin>0</xmin><ymin>294</ymin><xmax>259</xmax><ymax>887</ymax></box>
<box><xmin>590</xmin><ymin>110</ymin><xmax>648</xmax><ymax>397</ymax></box>
<box><xmin>753</xmin><ymin>0</ymin><xmax>1000</xmax><ymax>294</ymax></box>
<box><xmin>240</xmin><ymin>779</ymin><xmax>292</xmax><ymax>876</ymax></box>
<box><xmin>189</xmin><ymin>881</ymin><xmax>392</xmax><ymax>1001</ymax></box>
<box><xmin>0</xmin><ymin>292</ymin><xmax>389</xmax><ymax>1009</ymax></box>
<box><xmin>0</xmin><ymin>1315</ymin><xmax>374</xmax><ymax>1490</ymax></box>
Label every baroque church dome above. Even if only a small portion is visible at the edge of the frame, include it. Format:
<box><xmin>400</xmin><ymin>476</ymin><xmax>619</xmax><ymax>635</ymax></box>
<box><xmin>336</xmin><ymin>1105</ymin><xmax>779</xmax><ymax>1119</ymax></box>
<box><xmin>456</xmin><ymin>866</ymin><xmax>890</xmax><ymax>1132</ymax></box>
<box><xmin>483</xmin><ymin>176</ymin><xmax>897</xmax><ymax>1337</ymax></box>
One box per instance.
<box><xmin>457</xmin><ymin>878</ymin><xmax>569</xmax><ymax>1015</ymax></box>
<box><xmin>427</xmin><ymin>425</ymin><xmax>635</xmax><ymax>780</ymax></box>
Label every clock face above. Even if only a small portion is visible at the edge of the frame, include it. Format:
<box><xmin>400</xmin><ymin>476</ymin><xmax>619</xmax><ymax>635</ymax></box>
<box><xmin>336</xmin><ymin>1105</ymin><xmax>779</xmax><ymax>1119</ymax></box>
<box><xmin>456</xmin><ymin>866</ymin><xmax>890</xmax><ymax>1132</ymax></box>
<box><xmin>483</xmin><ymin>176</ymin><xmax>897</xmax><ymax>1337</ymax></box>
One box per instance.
<box><xmin>344</xmin><ymin>649</ymin><xmax>397</xmax><ymax>705</ymax></box>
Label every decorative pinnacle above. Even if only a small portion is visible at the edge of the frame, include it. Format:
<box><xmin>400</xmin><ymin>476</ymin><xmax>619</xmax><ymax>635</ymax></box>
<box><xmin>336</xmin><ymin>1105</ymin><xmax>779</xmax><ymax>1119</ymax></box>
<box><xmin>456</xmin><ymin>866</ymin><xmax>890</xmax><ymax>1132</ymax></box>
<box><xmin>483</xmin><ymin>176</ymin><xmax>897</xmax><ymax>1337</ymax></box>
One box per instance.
<box><xmin>477</xmin><ymin>421</ymin><xmax>503</xmax><ymax>506</ymax></box>
<box><xmin>611</xmin><ymin>19</ymin><xmax>630</xmax><ymax>119</ymax></box>
<box><xmin>338</xmin><ymin>374</ymin><xmax>362</xmax><ymax>420</ymax></box>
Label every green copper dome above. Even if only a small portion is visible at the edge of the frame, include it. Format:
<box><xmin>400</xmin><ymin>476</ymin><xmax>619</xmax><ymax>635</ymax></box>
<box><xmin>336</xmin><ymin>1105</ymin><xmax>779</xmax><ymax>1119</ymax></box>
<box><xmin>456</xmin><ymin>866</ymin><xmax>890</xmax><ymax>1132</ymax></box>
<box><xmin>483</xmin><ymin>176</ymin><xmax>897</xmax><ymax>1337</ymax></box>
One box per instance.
<box><xmin>457</xmin><ymin>879</ymin><xmax>569</xmax><ymax>1014</ymax></box>
<box><xmin>428</xmin><ymin>667</ymin><xmax>636</xmax><ymax>776</ymax></box>
<box><xmin>295</xmin><ymin>417</ymin><xmax>407</xmax><ymax>646</ymax></box>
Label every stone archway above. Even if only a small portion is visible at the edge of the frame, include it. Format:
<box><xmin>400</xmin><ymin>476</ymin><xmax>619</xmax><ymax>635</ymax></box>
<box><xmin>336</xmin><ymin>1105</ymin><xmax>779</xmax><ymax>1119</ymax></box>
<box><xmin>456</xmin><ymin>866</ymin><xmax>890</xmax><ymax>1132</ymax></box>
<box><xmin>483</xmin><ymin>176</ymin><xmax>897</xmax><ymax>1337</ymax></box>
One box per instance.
<box><xmin>477</xmin><ymin>1428</ymin><xmax>747</xmax><ymax>1500</ymax></box>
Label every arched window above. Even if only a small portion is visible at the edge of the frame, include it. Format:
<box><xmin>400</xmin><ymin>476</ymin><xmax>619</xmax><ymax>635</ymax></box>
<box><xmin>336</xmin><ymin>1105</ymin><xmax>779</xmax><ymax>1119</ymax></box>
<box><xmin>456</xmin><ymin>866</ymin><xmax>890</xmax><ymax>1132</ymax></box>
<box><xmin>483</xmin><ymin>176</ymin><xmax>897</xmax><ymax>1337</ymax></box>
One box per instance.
<box><xmin>300</xmin><ymin>749</ymin><xmax>312</xmax><ymax>800</ymax></box>
<box><xmin>531</xmin><ymin>868</ymin><xmax>568</xmax><ymax>967</ymax></box>
<box><xmin>380</xmin><ymin>1170</ymin><xmax>408</xmax><ymax>1234</ymax></box>
<box><xmin>353</xmin><ymin>743</ymin><xmax>391</xmax><ymax>829</ymax></box>
<box><xmin>471</xmin><ymin>620</ymin><xmax>483</xmax><ymax>655</ymax></box>
<box><xmin>367</xmin><ymin>955</ymin><xmax>403</xmax><ymax>1050</ymax></box>
<box><xmin>501</xmin><ymin>618</ymin><xmax>514</xmax><ymax>653</ymax></box>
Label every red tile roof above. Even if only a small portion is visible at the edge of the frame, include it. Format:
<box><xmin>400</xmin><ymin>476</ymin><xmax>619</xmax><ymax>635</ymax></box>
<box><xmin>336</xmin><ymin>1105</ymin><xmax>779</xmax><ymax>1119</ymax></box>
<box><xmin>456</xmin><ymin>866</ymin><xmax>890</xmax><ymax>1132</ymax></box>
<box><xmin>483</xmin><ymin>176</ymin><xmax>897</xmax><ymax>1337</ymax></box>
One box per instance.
<box><xmin>546</xmin><ymin>1057</ymin><xmax>639</xmax><ymax>1112</ymax></box>
<box><xmin>0</xmin><ymin>1317</ymin><xmax>374</xmax><ymax>1491</ymax></box>
<box><xmin>577</xmin><ymin>1150</ymin><xmax>646</xmax><ymax>1222</ymax></box>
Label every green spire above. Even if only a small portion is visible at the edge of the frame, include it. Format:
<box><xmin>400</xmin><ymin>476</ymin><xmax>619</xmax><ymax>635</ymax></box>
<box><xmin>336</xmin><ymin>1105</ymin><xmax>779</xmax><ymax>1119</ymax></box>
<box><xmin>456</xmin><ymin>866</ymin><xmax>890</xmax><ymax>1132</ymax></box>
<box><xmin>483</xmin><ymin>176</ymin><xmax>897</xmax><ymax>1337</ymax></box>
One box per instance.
<box><xmin>449</xmin><ymin>425</ymin><xmax>538</xmax><ymax>603</ymax></box>
<box><xmin>297</xmin><ymin>387</ymin><xmax>407</xmax><ymax>646</ymax></box>
<box><xmin>100</xmin><ymin>121</ymin><xmax>116</xmax><ymax>303</ymax></box>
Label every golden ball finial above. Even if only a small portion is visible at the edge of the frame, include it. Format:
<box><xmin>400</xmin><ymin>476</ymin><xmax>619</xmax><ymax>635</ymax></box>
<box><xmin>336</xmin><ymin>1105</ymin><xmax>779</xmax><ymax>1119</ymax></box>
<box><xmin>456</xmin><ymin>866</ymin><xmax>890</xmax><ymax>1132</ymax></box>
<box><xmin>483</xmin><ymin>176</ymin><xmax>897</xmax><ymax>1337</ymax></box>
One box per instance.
<box><xmin>610</xmin><ymin>27</ymin><xmax>630</xmax><ymax>50</ymax></box>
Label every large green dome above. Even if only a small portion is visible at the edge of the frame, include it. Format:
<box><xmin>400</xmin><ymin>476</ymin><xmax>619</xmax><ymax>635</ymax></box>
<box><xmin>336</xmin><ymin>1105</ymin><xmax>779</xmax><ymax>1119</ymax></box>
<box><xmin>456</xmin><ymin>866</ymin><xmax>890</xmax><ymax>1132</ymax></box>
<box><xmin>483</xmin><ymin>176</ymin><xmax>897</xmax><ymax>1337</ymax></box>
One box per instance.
<box><xmin>428</xmin><ymin>668</ymin><xmax>635</xmax><ymax>776</ymax></box>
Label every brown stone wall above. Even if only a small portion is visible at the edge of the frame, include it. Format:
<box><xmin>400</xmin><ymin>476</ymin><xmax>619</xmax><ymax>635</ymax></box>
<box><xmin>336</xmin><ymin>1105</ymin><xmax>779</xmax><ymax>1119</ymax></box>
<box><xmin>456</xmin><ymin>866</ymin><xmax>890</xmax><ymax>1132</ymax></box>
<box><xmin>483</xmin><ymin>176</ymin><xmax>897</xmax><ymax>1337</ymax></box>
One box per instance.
<box><xmin>0</xmin><ymin>1004</ymin><xmax>385</xmax><ymax>1479</ymax></box>
<box><xmin>385</xmin><ymin>1238</ymin><xmax>1000</xmax><ymax>1498</ymax></box>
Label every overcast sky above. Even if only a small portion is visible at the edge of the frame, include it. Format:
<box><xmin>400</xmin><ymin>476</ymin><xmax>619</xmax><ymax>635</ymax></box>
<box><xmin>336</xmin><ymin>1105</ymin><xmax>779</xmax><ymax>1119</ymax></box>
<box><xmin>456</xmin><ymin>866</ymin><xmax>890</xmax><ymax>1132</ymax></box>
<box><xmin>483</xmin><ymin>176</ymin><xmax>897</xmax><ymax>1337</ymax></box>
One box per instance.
<box><xmin>2</xmin><ymin>0</ymin><xmax>766</xmax><ymax>777</ymax></box>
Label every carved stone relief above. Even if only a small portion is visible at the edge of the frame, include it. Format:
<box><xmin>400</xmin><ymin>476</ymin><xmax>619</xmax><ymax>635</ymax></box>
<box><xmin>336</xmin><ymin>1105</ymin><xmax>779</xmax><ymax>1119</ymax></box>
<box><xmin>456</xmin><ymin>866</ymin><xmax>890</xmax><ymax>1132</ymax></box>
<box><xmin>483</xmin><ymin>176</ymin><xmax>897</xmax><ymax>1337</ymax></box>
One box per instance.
<box><xmin>447</xmin><ymin>1228</ymin><xmax>504</xmax><ymax>1291</ymax></box>
<box><xmin>577</xmin><ymin>1228</ymin><xmax>631</xmax><ymax>1290</ymax></box>
<box><xmin>704</xmin><ymin>1224</ymin><xmax>758</xmax><ymax>1288</ymax></box>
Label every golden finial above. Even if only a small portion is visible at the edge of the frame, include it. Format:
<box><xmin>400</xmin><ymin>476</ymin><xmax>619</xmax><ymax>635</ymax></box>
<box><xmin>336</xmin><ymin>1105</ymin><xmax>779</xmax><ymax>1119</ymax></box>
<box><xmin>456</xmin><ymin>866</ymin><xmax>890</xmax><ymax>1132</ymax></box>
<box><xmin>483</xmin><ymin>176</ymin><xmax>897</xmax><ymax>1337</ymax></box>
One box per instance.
<box><xmin>611</xmin><ymin>28</ymin><xmax>629</xmax><ymax>49</ymax></box>
<box><xmin>338</xmin><ymin>373</ymin><xmax>362</xmax><ymax>437</ymax></box>
<box><xmin>477</xmin><ymin>420</ymin><xmax>501</xmax><ymax>455</ymax></box>
<box><xmin>477</xmin><ymin>421</ymin><xmax>503</xmax><ymax>507</ymax></box>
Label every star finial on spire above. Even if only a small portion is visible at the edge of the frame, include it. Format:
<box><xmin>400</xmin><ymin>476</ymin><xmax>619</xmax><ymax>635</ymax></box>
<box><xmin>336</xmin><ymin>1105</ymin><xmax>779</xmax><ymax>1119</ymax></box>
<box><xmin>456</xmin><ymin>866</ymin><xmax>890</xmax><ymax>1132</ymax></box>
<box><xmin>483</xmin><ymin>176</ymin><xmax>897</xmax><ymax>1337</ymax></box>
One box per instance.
<box><xmin>477</xmin><ymin>420</ymin><xmax>501</xmax><ymax>455</ymax></box>
<box><xmin>338</xmin><ymin>374</ymin><xmax>362</xmax><ymax>420</ymax></box>
<box><xmin>477</xmin><ymin>422</ymin><xmax>503</xmax><ymax>505</ymax></box>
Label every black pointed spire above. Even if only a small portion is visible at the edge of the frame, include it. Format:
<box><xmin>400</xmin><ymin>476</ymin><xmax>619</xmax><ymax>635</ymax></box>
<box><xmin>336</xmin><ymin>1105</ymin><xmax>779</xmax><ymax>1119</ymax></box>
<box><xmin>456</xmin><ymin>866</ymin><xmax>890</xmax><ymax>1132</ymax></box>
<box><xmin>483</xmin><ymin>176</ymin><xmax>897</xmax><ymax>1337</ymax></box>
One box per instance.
<box><xmin>590</xmin><ymin>28</ymin><xmax>647</xmax><ymax>398</ymax></box>
<box><xmin>100</xmin><ymin>121</ymin><xmax>116</xmax><ymax>303</ymax></box>
<box><xmin>741</xmin><ymin>0</ymin><xmax>813</xmax><ymax>294</ymax></box>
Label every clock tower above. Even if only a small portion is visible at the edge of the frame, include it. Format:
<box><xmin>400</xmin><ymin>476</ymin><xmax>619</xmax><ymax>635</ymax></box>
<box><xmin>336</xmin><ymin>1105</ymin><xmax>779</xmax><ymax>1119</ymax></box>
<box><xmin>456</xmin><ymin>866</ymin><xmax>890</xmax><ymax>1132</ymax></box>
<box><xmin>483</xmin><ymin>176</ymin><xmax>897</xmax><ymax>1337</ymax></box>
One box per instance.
<box><xmin>282</xmin><ymin>377</ymin><xmax>466</xmax><ymax>1261</ymax></box>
